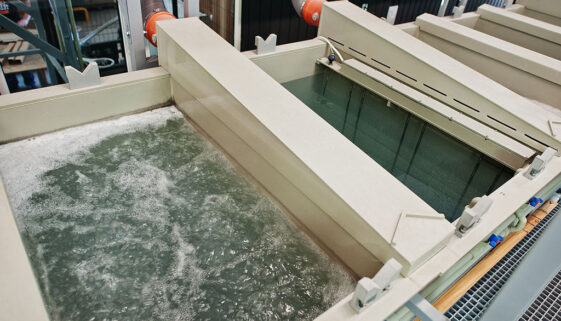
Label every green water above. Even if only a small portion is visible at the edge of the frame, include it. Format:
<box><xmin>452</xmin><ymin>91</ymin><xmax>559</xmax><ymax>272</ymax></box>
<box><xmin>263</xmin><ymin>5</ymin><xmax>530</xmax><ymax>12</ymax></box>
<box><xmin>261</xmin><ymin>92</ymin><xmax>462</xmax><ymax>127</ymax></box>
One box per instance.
<box><xmin>283</xmin><ymin>69</ymin><xmax>513</xmax><ymax>221</ymax></box>
<box><xmin>0</xmin><ymin>107</ymin><xmax>354</xmax><ymax>321</ymax></box>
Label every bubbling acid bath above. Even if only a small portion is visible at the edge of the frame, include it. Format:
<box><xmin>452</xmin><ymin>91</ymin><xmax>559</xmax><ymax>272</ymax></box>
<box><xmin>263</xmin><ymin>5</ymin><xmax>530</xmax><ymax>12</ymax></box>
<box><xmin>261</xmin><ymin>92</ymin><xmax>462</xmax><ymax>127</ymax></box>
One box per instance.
<box><xmin>0</xmin><ymin>107</ymin><xmax>354</xmax><ymax>321</ymax></box>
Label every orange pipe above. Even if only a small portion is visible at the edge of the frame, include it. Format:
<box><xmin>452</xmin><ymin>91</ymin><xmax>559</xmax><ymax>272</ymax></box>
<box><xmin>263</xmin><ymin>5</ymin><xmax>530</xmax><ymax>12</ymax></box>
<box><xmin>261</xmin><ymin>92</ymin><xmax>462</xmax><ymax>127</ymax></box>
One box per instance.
<box><xmin>145</xmin><ymin>11</ymin><xmax>175</xmax><ymax>47</ymax></box>
<box><xmin>302</xmin><ymin>0</ymin><xmax>326</xmax><ymax>26</ymax></box>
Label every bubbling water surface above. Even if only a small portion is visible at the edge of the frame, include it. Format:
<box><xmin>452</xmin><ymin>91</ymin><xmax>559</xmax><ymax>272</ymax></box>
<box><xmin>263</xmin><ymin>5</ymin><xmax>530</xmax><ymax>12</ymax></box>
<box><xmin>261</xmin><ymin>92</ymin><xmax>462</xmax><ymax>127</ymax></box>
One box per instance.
<box><xmin>0</xmin><ymin>107</ymin><xmax>354</xmax><ymax>321</ymax></box>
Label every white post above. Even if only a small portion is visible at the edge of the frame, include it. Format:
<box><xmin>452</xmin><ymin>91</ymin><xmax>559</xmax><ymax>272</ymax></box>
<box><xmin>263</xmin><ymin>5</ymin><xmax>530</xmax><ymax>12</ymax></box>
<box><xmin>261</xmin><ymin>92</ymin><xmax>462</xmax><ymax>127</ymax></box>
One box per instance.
<box><xmin>0</xmin><ymin>67</ymin><xmax>10</xmax><ymax>95</ymax></box>
<box><xmin>438</xmin><ymin>0</ymin><xmax>449</xmax><ymax>17</ymax></box>
<box><xmin>386</xmin><ymin>5</ymin><xmax>398</xmax><ymax>25</ymax></box>
<box><xmin>453</xmin><ymin>5</ymin><xmax>466</xmax><ymax>18</ymax></box>
<box><xmin>234</xmin><ymin>0</ymin><xmax>242</xmax><ymax>51</ymax></box>
<box><xmin>184</xmin><ymin>0</ymin><xmax>200</xmax><ymax>18</ymax></box>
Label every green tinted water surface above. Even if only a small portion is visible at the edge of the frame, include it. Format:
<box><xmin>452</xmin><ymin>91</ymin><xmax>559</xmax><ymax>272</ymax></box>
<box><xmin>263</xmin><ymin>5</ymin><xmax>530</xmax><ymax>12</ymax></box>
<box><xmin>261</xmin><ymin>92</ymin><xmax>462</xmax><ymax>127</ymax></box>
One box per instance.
<box><xmin>283</xmin><ymin>69</ymin><xmax>513</xmax><ymax>221</ymax></box>
<box><xmin>0</xmin><ymin>107</ymin><xmax>353</xmax><ymax>321</ymax></box>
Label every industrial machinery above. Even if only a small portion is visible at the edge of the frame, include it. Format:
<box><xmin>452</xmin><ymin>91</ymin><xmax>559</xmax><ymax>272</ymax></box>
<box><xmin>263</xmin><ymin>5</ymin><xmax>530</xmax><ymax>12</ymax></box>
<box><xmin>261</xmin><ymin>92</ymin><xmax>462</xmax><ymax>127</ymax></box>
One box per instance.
<box><xmin>2</xmin><ymin>1</ymin><xmax>561</xmax><ymax>320</ymax></box>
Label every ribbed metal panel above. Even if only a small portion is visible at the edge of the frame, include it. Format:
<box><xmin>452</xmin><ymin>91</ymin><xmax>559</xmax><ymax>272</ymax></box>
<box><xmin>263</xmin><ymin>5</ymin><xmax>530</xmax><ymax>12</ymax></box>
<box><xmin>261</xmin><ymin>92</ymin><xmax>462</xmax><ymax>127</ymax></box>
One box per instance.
<box><xmin>240</xmin><ymin>0</ymin><xmax>507</xmax><ymax>51</ymax></box>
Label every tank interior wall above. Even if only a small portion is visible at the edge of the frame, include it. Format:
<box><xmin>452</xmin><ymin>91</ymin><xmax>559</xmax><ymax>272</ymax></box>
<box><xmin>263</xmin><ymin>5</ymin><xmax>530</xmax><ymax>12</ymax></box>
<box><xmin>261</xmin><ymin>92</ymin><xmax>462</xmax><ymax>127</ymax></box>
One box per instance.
<box><xmin>472</xmin><ymin>13</ymin><xmax>561</xmax><ymax>61</ymax></box>
<box><xmin>401</xmin><ymin>22</ymin><xmax>561</xmax><ymax>110</ymax></box>
<box><xmin>165</xmin><ymin>30</ymin><xmax>385</xmax><ymax>278</ymax></box>
<box><xmin>515</xmin><ymin>0</ymin><xmax>561</xmax><ymax>26</ymax></box>
<box><xmin>283</xmin><ymin>68</ymin><xmax>514</xmax><ymax>222</ymax></box>
<box><xmin>159</xmin><ymin>18</ymin><xmax>459</xmax><ymax>278</ymax></box>
<box><xmin>0</xmin><ymin>68</ymin><xmax>172</xmax><ymax>143</ymax></box>
<box><xmin>516</xmin><ymin>8</ymin><xmax>561</xmax><ymax>27</ymax></box>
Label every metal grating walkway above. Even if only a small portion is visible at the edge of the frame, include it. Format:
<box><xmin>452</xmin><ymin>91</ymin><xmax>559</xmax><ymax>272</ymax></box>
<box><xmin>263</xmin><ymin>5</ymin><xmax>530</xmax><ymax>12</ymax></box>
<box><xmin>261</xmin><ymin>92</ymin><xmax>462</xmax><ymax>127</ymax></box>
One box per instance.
<box><xmin>444</xmin><ymin>204</ymin><xmax>561</xmax><ymax>321</ymax></box>
<box><xmin>520</xmin><ymin>270</ymin><xmax>561</xmax><ymax>321</ymax></box>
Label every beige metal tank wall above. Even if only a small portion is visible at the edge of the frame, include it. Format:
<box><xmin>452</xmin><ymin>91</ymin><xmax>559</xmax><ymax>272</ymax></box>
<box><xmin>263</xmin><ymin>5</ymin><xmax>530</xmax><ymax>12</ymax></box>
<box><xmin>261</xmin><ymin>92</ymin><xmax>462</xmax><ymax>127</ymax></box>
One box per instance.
<box><xmin>0</xmin><ymin>176</ymin><xmax>49</xmax><ymax>321</ymax></box>
<box><xmin>509</xmin><ymin>4</ymin><xmax>561</xmax><ymax>27</ymax></box>
<box><xmin>242</xmin><ymin>35</ymin><xmax>534</xmax><ymax>170</ymax></box>
<box><xmin>243</xmin><ymin>39</ymin><xmax>329</xmax><ymax>83</ymax></box>
<box><xmin>157</xmin><ymin>17</ymin><xmax>457</xmax><ymax>277</ymax></box>
<box><xmin>318</xmin><ymin>2</ymin><xmax>561</xmax><ymax>154</ymax></box>
<box><xmin>396</xmin><ymin>22</ymin><xmax>420</xmax><ymax>36</ymax></box>
<box><xmin>409</xmin><ymin>14</ymin><xmax>561</xmax><ymax>111</ymax></box>
<box><xmin>474</xmin><ymin>5</ymin><xmax>561</xmax><ymax>61</ymax></box>
<box><xmin>521</xmin><ymin>9</ymin><xmax>561</xmax><ymax>27</ymax></box>
<box><xmin>0</xmin><ymin>68</ymin><xmax>172</xmax><ymax>143</ymax></box>
<box><xmin>516</xmin><ymin>0</ymin><xmax>561</xmax><ymax>20</ymax></box>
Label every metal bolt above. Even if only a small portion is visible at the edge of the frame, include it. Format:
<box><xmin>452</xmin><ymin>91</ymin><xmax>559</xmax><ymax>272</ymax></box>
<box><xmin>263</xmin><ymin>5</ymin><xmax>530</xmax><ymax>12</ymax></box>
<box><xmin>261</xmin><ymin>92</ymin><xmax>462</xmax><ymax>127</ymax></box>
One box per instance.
<box><xmin>312</xmin><ymin>12</ymin><xmax>319</xmax><ymax>21</ymax></box>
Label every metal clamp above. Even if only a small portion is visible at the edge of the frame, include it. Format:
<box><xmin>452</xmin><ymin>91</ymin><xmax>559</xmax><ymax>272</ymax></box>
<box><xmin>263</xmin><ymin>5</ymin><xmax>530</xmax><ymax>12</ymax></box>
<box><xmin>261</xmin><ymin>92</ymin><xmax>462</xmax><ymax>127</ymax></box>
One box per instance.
<box><xmin>524</xmin><ymin>147</ymin><xmax>557</xmax><ymax>180</ymax></box>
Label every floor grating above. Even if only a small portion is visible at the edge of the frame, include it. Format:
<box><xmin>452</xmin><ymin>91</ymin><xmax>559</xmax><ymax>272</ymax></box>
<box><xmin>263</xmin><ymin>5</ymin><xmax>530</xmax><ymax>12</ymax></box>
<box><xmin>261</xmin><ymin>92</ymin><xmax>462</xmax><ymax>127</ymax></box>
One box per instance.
<box><xmin>444</xmin><ymin>204</ymin><xmax>561</xmax><ymax>321</ymax></box>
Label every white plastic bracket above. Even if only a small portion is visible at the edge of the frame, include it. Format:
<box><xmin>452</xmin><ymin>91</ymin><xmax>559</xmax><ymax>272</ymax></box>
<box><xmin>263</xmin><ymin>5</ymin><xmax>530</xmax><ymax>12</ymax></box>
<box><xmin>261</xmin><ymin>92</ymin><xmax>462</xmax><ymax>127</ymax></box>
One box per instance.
<box><xmin>453</xmin><ymin>5</ymin><xmax>466</xmax><ymax>18</ymax></box>
<box><xmin>350</xmin><ymin>258</ymin><xmax>403</xmax><ymax>313</ymax></box>
<box><xmin>65</xmin><ymin>62</ymin><xmax>101</xmax><ymax>90</ymax></box>
<box><xmin>455</xmin><ymin>195</ymin><xmax>493</xmax><ymax>237</ymax></box>
<box><xmin>386</xmin><ymin>5</ymin><xmax>398</xmax><ymax>25</ymax></box>
<box><xmin>524</xmin><ymin>147</ymin><xmax>557</xmax><ymax>180</ymax></box>
<box><xmin>255</xmin><ymin>34</ymin><xmax>277</xmax><ymax>55</ymax></box>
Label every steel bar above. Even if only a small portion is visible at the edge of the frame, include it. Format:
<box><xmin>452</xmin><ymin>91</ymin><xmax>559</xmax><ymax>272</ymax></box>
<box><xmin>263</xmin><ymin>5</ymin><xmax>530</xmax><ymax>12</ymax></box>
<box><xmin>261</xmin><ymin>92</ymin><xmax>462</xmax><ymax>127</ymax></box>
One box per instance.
<box><xmin>79</xmin><ymin>17</ymin><xmax>119</xmax><ymax>46</ymax></box>
<box><xmin>45</xmin><ymin>54</ymin><xmax>68</xmax><ymax>82</ymax></box>
<box><xmin>48</xmin><ymin>0</ymin><xmax>80</xmax><ymax>69</ymax></box>
<box><xmin>0</xmin><ymin>14</ymin><xmax>67</xmax><ymax>63</ymax></box>
<box><xmin>29</xmin><ymin>0</ymin><xmax>58</xmax><ymax>84</ymax></box>
<box><xmin>0</xmin><ymin>48</ymin><xmax>41</xmax><ymax>58</ymax></box>
<box><xmin>65</xmin><ymin>0</ymin><xmax>84</xmax><ymax>69</ymax></box>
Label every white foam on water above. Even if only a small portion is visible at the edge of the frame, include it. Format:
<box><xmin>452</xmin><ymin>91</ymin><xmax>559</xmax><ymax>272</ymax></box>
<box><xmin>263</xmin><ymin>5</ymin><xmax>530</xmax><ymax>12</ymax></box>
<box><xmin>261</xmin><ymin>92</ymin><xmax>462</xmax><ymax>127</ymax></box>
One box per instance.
<box><xmin>0</xmin><ymin>106</ymin><xmax>184</xmax><ymax>212</ymax></box>
<box><xmin>0</xmin><ymin>106</ymin><xmax>355</xmax><ymax>321</ymax></box>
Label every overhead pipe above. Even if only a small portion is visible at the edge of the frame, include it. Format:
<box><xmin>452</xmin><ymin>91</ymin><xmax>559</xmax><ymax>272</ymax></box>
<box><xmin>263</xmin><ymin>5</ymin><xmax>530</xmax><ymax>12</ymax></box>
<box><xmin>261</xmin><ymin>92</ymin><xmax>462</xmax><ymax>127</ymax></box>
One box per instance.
<box><xmin>291</xmin><ymin>0</ymin><xmax>327</xmax><ymax>26</ymax></box>
<box><xmin>142</xmin><ymin>0</ymin><xmax>176</xmax><ymax>46</ymax></box>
